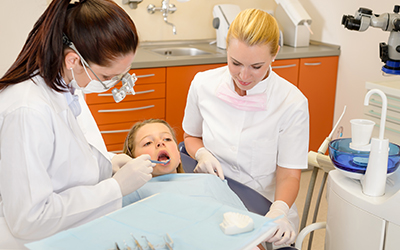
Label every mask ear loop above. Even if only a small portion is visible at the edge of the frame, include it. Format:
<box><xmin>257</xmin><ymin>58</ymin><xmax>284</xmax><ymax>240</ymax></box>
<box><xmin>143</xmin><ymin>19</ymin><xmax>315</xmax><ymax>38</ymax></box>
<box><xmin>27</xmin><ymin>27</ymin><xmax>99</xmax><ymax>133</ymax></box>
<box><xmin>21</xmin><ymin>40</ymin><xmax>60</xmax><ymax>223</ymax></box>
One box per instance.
<box><xmin>70</xmin><ymin>68</ymin><xmax>75</xmax><ymax>79</ymax></box>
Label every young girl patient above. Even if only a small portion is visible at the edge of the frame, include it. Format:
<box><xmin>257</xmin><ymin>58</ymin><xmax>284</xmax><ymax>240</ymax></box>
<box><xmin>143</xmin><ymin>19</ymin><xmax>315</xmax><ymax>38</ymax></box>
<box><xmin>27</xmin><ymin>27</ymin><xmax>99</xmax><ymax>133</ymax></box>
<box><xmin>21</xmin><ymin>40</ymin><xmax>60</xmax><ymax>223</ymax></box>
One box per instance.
<box><xmin>121</xmin><ymin>119</ymin><xmax>246</xmax><ymax>211</ymax></box>
<box><xmin>123</xmin><ymin>118</ymin><xmax>184</xmax><ymax>176</ymax></box>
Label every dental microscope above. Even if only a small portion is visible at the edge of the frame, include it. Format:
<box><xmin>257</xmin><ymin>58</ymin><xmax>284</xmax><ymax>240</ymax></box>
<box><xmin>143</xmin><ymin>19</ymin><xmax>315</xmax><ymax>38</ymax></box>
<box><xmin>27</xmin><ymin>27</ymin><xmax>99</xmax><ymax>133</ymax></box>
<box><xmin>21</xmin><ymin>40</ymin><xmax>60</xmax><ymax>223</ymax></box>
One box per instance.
<box><xmin>342</xmin><ymin>5</ymin><xmax>400</xmax><ymax>75</ymax></box>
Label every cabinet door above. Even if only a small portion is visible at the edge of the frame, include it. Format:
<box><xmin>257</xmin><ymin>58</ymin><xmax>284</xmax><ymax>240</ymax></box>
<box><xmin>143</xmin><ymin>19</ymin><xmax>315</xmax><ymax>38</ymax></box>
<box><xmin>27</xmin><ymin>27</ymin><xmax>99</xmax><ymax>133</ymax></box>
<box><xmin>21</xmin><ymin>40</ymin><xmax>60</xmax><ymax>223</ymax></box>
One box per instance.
<box><xmin>272</xmin><ymin>59</ymin><xmax>299</xmax><ymax>86</ymax></box>
<box><xmin>298</xmin><ymin>56</ymin><xmax>339</xmax><ymax>152</ymax></box>
<box><xmin>166</xmin><ymin>64</ymin><xmax>226</xmax><ymax>142</ymax></box>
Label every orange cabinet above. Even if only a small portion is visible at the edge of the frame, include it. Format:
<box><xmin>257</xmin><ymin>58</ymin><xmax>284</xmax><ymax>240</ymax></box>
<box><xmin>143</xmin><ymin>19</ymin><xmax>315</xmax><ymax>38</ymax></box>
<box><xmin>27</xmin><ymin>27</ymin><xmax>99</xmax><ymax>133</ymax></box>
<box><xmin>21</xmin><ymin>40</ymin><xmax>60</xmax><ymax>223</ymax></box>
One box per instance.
<box><xmin>272</xmin><ymin>59</ymin><xmax>299</xmax><ymax>86</ymax></box>
<box><xmin>298</xmin><ymin>56</ymin><xmax>339</xmax><ymax>152</ymax></box>
<box><xmin>86</xmin><ymin>68</ymin><xmax>166</xmax><ymax>153</ymax></box>
<box><xmin>165</xmin><ymin>64</ymin><xmax>226</xmax><ymax>142</ymax></box>
<box><xmin>86</xmin><ymin>56</ymin><xmax>338</xmax><ymax>153</ymax></box>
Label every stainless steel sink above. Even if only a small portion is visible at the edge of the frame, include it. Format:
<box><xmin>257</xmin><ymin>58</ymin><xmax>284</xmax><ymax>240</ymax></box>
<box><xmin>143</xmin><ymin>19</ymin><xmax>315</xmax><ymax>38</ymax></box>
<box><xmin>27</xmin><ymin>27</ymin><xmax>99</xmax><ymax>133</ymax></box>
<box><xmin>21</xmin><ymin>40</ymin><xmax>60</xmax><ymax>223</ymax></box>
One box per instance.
<box><xmin>149</xmin><ymin>47</ymin><xmax>212</xmax><ymax>57</ymax></box>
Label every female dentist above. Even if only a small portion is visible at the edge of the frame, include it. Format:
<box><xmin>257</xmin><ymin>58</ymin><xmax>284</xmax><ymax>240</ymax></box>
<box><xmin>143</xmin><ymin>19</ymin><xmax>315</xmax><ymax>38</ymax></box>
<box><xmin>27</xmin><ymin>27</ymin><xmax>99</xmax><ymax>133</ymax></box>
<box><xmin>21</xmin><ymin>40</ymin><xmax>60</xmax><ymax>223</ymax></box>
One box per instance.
<box><xmin>183</xmin><ymin>9</ymin><xmax>309</xmax><ymax>248</ymax></box>
<box><xmin>0</xmin><ymin>0</ymin><xmax>154</xmax><ymax>248</ymax></box>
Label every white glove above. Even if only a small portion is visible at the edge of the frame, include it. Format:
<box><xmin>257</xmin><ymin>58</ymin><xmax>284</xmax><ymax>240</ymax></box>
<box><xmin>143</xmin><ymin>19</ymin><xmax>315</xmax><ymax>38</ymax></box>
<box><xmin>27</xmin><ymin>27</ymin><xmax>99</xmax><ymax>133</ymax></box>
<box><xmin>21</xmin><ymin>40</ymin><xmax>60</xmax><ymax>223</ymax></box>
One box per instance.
<box><xmin>111</xmin><ymin>153</ymin><xmax>132</xmax><ymax>174</ymax></box>
<box><xmin>112</xmin><ymin>154</ymin><xmax>154</xmax><ymax>196</ymax></box>
<box><xmin>264</xmin><ymin>200</ymin><xmax>296</xmax><ymax>246</ymax></box>
<box><xmin>194</xmin><ymin>147</ymin><xmax>224</xmax><ymax>180</ymax></box>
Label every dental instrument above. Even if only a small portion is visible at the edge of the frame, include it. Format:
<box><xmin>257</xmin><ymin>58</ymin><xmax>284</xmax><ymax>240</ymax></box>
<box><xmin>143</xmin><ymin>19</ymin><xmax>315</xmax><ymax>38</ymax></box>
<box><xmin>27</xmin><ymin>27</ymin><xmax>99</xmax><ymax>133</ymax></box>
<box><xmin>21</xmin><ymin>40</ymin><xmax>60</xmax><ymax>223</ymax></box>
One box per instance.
<box><xmin>115</xmin><ymin>242</ymin><xmax>121</xmax><ymax>250</ymax></box>
<box><xmin>131</xmin><ymin>234</ymin><xmax>143</xmax><ymax>250</ymax></box>
<box><xmin>150</xmin><ymin>159</ymin><xmax>170</xmax><ymax>165</ymax></box>
<box><xmin>123</xmin><ymin>240</ymin><xmax>131</xmax><ymax>250</ymax></box>
<box><xmin>141</xmin><ymin>236</ymin><xmax>155</xmax><ymax>250</ymax></box>
<box><xmin>164</xmin><ymin>233</ymin><xmax>174</xmax><ymax>250</ymax></box>
<box><xmin>317</xmin><ymin>105</ymin><xmax>346</xmax><ymax>154</ymax></box>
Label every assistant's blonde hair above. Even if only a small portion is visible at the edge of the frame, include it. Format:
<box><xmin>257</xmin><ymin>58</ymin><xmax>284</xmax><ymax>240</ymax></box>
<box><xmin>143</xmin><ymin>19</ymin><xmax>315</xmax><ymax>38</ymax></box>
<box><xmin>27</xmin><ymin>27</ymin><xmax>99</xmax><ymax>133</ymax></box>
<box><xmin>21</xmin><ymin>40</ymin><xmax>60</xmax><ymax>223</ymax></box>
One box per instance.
<box><xmin>227</xmin><ymin>8</ymin><xmax>280</xmax><ymax>56</ymax></box>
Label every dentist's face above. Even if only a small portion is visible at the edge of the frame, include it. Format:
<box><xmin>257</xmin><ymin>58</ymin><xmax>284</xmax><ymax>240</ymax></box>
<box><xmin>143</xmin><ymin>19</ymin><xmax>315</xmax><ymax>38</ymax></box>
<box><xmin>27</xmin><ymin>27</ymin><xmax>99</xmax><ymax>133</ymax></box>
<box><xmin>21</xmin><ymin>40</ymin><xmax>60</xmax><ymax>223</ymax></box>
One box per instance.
<box><xmin>133</xmin><ymin>123</ymin><xmax>180</xmax><ymax>177</ymax></box>
<box><xmin>227</xmin><ymin>38</ymin><xmax>277</xmax><ymax>96</ymax></box>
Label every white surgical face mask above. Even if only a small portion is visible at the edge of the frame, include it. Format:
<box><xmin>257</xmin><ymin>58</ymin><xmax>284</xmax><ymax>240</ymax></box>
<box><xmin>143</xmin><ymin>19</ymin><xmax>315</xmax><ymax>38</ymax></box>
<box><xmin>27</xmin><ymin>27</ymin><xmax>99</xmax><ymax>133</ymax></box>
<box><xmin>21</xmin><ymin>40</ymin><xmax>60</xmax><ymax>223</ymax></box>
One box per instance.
<box><xmin>69</xmin><ymin>67</ymin><xmax>113</xmax><ymax>94</ymax></box>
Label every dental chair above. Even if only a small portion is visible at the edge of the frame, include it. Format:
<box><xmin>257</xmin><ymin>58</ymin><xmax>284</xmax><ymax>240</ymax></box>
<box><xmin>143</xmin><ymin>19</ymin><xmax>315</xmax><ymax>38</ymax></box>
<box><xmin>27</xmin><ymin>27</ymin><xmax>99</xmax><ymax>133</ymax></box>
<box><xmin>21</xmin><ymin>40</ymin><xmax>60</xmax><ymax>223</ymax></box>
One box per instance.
<box><xmin>293</xmin><ymin>151</ymin><xmax>334</xmax><ymax>250</ymax></box>
<box><xmin>178</xmin><ymin>142</ymin><xmax>297</xmax><ymax>250</ymax></box>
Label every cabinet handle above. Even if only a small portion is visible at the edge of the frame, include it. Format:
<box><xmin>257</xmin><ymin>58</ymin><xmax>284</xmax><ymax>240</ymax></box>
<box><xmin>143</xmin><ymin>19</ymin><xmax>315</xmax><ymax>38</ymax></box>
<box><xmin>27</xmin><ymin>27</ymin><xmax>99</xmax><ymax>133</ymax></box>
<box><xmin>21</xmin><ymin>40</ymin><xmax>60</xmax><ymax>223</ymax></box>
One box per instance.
<box><xmin>272</xmin><ymin>64</ymin><xmax>297</xmax><ymax>69</ymax></box>
<box><xmin>97</xmin><ymin>89</ymin><xmax>155</xmax><ymax>97</ymax></box>
<box><xmin>100</xmin><ymin>129</ymin><xmax>131</xmax><ymax>134</ymax></box>
<box><xmin>111</xmin><ymin>150</ymin><xmax>124</xmax><ymax>154</ymax></box>
<box><xmin>136</xmin><ymin>73</ymin><xmax>155</xmax><ymax>78</ymax></box>
<box><xmin>304</xmin><ymin>62</ymin><xmax>322</xmax><ymax>66</ymax></box>
<box><xmin>98</xmin><ymin>105</ymin><xmax>155</xmax><ymax>113</ymax></box>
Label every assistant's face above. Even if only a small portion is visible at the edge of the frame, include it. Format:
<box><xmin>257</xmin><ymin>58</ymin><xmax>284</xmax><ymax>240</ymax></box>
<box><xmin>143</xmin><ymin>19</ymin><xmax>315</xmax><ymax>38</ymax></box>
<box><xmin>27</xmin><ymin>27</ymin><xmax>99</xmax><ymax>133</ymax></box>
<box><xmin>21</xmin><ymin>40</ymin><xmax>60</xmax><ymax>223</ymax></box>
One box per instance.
<box><xmin>133</xmin><ymin>123</ymin><xmax>180</xmax><ymax>177</ymax></box>
<box><xmin>227</xmin><ymin>39</ymin><xmax>277</xmax><ymax>96</ymax></box>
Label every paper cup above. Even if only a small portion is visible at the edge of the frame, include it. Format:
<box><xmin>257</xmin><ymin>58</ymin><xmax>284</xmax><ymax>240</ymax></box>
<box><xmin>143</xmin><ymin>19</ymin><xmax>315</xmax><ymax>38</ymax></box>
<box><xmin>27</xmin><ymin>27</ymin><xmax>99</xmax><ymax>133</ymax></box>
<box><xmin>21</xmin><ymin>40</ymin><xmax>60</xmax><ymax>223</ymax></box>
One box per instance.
<box><xmin>350</xmin><ymin>119</ymin><xmax>375</xmax><ymax>147</ymax></box>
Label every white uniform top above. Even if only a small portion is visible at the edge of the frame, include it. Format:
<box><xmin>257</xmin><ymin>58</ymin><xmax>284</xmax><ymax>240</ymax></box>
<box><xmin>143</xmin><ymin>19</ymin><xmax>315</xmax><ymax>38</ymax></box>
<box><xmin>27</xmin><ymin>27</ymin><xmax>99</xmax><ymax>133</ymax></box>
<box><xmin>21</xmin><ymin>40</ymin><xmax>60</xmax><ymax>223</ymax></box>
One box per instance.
<box><xmin>0</xmin><ymin>75</ymin><xmax>122</xmax><ymax>249</ymax></box>
<box><xmin>183</xmin><ymin>66</ymin><xmax>309</xmax><ymax>230</ymax></box>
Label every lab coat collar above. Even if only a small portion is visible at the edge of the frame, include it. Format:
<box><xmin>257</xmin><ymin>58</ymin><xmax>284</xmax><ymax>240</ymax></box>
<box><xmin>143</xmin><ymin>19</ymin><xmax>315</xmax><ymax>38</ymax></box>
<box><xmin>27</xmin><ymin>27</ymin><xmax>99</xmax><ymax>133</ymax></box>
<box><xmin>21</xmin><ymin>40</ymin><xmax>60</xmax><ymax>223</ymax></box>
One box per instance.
<box><xmin>224</xmin><ymin>66</ymin><xmax>273</xmax><ymax>96</ymax></box>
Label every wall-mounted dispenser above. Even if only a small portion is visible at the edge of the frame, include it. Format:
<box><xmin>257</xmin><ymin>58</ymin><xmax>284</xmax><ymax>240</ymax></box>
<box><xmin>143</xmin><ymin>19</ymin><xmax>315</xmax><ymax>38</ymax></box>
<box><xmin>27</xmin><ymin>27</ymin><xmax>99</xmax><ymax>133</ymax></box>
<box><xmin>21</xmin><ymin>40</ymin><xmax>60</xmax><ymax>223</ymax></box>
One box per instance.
<box><xmin>274</xmin><ymin>0</ymin><xmax>312</xmax><ymax>47</ymax></box>
<box><xmin>212</xmin><ymin>4</ymin><xmax>241</xmax><ymax>49</ymax></box>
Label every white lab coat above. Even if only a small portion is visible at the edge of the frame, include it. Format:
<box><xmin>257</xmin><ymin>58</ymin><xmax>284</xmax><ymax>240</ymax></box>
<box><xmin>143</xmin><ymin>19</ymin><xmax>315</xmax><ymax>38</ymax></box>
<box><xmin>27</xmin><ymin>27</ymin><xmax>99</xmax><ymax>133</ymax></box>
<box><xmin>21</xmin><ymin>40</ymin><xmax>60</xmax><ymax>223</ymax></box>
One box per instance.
<box><xmin>183</xmin><ymin>66</ymin><xmax>309</xmax><ymax>231</ymax></box>
<box><xmin>0</xmin><ymin>75</ymin><xmax>122</xmax><ymax>249</ymax></box>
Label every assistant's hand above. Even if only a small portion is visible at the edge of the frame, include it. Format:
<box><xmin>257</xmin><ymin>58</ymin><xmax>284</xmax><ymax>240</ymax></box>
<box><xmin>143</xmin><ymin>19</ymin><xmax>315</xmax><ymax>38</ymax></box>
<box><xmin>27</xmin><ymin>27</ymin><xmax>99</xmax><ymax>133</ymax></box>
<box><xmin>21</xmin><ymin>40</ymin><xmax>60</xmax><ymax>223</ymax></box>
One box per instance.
<box><xmin>264</xmin><ymin>200</ymin><xmax>296</xmax><ymax>246</ymax></box>
<box><xmin>111</xmin><ymin>153</ymin><xmax>132</xmax><ymax>174</ymax></box>
<box><xmin>194</xmin><ymin>147</ymin><xmax>224</xmax><ymax>180</ymax></box>
<box><xmin>112</xmin><ymin>154</ymin><xmax>155</xmax><ymax>196</ymax></box>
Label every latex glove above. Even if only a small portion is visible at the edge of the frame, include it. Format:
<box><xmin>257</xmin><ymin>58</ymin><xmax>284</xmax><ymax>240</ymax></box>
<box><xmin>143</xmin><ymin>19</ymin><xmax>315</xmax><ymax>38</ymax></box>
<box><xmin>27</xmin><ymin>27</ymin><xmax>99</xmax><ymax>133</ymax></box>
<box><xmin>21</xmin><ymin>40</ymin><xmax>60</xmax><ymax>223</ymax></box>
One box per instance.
<box><xmin>112</xmin><ymin>154</ymin><xmax>155</xmax><ymax>196</ymax></box>
<box><xmin>194</xmin><ymin>147</ymin><xmax>224</xmax><ymax>180</ymax></box>
<box><xmin>111</xmin><ymin>153</ymin><xmax>132</xmax><ymax>174</ymax></box>
<box><xmin>264</xmin><ymin>200</ymin><xmax>296</xmax><ymax>246</ymax></box>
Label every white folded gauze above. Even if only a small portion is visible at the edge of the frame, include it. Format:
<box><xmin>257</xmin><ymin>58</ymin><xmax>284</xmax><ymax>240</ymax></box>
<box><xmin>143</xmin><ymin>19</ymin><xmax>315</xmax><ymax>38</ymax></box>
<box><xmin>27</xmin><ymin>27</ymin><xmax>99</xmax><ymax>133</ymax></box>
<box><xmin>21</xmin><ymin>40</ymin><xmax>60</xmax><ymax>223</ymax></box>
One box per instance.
<box><xmin>220</xmin><ymin>212</ymin><xmax>254</xmax><ymax>235</ymax></box>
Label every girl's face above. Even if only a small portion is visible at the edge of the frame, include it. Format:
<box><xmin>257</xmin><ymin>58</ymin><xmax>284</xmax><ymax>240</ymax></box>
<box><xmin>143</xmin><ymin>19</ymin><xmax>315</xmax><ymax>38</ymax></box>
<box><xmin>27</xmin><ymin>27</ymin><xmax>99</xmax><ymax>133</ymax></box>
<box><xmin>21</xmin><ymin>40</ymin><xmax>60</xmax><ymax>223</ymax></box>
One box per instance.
<box><xmin>227</xmin><ymin>38</ymin><xmax>277</xmax><ymax>96</ymax></box>
<box><xmin>133</xmin><ymin>123</ymin><xmax>180</xmax><ymax>177</ymax></box>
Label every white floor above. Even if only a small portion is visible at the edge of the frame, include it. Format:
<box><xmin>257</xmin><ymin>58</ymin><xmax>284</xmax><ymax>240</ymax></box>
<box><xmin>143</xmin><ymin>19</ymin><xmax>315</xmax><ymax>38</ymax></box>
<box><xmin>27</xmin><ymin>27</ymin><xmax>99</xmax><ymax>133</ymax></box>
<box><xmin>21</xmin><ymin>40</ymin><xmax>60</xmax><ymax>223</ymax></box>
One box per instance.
<box><xmin>295</xmin><ymin>170</ymin><xmax>328</xmax><ymax>250</ymax></box>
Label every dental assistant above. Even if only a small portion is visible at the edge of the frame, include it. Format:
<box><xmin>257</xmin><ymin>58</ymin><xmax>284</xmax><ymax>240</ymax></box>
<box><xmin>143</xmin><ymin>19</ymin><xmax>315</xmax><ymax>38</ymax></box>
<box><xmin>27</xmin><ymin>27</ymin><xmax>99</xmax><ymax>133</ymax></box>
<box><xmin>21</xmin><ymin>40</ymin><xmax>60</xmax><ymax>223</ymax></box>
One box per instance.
<box><xmin>183</xmin><ymin>9</ymin><xmax>309</xmax><ymax>247</ymax></box>
<box><xmin>0</xmin><ymin>0</ymin><xmax>154</xmax><ymax>248</ymax></box>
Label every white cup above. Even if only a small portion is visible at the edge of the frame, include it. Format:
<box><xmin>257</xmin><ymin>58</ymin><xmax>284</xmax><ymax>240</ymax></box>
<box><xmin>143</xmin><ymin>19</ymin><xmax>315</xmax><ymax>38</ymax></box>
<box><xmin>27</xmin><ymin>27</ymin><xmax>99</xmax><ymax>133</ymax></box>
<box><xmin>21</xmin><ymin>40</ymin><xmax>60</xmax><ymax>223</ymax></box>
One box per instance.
<box><xmin>350</xmin><ymin>119</ymin><xmax>375</xmax><ymax>149</ymax></box>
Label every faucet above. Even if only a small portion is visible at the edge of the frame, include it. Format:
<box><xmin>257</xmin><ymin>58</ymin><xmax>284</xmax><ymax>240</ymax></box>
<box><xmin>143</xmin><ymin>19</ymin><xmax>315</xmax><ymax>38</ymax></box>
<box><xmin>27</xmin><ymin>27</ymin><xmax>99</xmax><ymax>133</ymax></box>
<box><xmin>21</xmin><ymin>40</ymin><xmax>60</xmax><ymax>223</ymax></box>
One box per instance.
<box><xmin>361</xmin><ymin>88</ymin><xmax>389</xmax><ymax>197</ymax></box>
<box><xmin>147</xmin><ymin>0</ymin><xmax>177</xmax><ymax>35</ymax></box>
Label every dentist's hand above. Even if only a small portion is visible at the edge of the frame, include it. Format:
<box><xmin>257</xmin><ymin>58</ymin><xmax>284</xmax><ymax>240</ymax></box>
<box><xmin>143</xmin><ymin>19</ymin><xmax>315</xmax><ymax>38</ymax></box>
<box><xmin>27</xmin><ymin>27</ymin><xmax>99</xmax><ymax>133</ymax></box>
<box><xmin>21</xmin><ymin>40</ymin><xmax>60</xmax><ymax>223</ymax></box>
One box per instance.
<box><xmin>264</xmin><ymin>200</ymin><xmax>296</xmax><ymax>246</ymax></box>
<box><xmin>111</xmin><ymin>153</ymin><xmax>132</xmax><ymax>174</ymax></box>
<box><xmin>194</xmin><ymin>147</ymin><xmax>224</xmax><ymax>180</ymax></box>
<box><xmin>112</xmin><ymin>154</ymin><xmax>155</xmax><ymax>196</ymax></box>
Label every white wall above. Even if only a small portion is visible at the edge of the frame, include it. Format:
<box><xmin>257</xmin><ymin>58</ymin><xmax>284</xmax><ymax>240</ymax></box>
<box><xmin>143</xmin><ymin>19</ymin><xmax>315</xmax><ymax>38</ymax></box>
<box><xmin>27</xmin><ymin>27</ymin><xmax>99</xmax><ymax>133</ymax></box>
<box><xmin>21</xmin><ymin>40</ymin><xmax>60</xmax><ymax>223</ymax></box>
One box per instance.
<box><xmin>299</xmin><ymin>0</ymin><xmax>399</xmax><ymax>138</ymax></box>
<box><xmin>117</xmin><ymin>0</ymin><xmax>274</xmax><ymax>41</ymax></box>
<box><xmin>0</xmin><ymin>0</ymin><xmax>47</xmax><ymax>76</ymax></box>
<box><xmin>0</xmin><ymin>0</ymin><xmax>272</xmax><ymax>76</ymax></box>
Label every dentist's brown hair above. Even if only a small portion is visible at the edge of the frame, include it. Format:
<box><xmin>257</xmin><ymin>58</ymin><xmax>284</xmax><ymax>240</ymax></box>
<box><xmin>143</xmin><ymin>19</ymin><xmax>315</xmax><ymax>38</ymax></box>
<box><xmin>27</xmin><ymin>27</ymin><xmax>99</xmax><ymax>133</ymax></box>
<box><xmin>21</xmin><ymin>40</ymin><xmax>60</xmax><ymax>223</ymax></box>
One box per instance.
<box><xmin>0</xmin><ymin>0</ymin><xmax>138</xmax><ymax>91</ymax></box>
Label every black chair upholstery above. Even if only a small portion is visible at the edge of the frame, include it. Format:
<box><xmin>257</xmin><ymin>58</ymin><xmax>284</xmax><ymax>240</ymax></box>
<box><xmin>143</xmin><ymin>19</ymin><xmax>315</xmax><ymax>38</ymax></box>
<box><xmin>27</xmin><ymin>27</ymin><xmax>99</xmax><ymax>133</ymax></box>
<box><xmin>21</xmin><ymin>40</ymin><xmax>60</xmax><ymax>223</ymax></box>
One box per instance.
<box><xmin>178</xmin><ymin>142</ymin><xmax>272</xmax><ymax>216</ymax></box>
